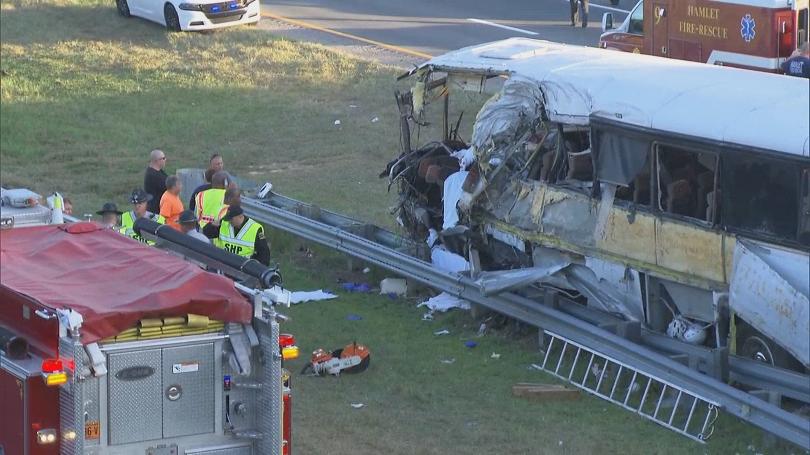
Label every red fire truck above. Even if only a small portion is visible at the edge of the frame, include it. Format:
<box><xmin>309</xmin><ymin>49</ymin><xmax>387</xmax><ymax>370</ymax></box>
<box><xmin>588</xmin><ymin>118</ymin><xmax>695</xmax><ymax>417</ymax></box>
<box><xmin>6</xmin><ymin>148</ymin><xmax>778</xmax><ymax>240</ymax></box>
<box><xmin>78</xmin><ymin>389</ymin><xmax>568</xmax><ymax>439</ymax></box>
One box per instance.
<box><xmin>0</xmin><ymin>189</ymin><xmax>297</xmax><ymax>455</ymax></box>
<box><xmin>599</xmin><ymin>0</ymin><xmax>810</xmax><ymax>72</ymax></box>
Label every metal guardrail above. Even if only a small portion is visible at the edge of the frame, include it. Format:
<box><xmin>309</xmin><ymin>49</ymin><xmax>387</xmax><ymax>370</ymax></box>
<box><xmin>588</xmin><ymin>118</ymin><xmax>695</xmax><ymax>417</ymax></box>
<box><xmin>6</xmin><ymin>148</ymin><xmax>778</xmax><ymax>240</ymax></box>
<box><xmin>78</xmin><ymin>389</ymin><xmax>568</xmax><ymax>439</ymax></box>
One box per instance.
<box><xmin>241</xmin><ymin>195</ymin><xmax>810</xmax><ymax>449</ymax></box>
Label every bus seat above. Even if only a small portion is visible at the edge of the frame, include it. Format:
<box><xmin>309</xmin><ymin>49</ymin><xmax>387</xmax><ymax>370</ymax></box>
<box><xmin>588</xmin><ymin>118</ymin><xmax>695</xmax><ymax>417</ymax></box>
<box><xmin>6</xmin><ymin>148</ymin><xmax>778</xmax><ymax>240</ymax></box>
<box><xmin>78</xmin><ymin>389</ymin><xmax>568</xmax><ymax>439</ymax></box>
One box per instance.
<box><xmin>666</xmin><ymin>179</ymin><xmax>694</xmax><ymax>216</ymax></box>
<box><xmin>633</xmin><ymin>173</ymin><xmax>650</xmax><ymax>205</ymax></box>
<box><xmin>695</xmin><ymin>171</ymin><xmax>714</xmax><ymax>220</ymax></box>
<box><xmin>566</xmin><ymin>152</ymin><xmax>593</xmax><ymax>181</ymax></box>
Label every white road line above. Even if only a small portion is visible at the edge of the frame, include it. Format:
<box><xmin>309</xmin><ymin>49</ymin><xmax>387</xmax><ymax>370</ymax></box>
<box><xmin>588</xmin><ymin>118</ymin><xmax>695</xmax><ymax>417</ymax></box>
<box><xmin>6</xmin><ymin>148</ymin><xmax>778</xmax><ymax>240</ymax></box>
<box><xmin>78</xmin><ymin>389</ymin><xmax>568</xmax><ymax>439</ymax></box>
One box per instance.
<box><xmin>563</xmin><ymin>1</ymin><xmax>630</xmax><ymax>14</ymax></box>
<box><xmin>466</xmin><ymin>18</ymin><xmax>539</xmax><ymax>36</ymax></box>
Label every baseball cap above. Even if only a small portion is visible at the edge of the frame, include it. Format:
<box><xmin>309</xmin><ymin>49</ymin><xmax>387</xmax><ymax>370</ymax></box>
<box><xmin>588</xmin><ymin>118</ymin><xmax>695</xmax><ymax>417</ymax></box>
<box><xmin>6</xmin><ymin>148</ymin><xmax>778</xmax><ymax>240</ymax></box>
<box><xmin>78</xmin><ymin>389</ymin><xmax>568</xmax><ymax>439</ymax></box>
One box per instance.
<box><xmin>130</xmin><ymin>189</ymin><xmax>153</xmax><ymax>204</ymax></box>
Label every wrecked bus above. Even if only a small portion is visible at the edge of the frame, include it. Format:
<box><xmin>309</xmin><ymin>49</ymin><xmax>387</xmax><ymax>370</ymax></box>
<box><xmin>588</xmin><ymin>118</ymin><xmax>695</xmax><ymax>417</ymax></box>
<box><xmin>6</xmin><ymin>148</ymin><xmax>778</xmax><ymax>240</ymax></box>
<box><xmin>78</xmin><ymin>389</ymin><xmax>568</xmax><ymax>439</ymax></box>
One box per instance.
<box><xmin>599</xmin><ymin>0</ymin><xmax>810</xmax><ymax>72</ymax></box>
<box><xmin>383</xmin><ymin>38</ymin><xmax>810</xmax><ymax>371</ymax></box>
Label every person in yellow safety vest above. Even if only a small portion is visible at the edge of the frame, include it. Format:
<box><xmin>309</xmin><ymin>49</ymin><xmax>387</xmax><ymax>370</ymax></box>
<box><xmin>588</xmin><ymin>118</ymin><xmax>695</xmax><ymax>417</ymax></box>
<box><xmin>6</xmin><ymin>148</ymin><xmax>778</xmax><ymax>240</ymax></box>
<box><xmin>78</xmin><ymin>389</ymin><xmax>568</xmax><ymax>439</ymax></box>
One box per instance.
<box><xmin>195</xmin><ymin>171</ymin><xmax>230</xmax><ymax>228</ymax></box>
<box><xmin>211</xmin><ymin>187</ymin><xmax>242</xmax><ymax>248</ymax></box>
<box><xmin>120</xmin><ymin>189</ymin><xmax>165</xmax><ymax>245</ymax></box>
<box><xmin>202</xmin><ymin>205</ymin><xmax>270</xmax><ymax>265</ymax></box>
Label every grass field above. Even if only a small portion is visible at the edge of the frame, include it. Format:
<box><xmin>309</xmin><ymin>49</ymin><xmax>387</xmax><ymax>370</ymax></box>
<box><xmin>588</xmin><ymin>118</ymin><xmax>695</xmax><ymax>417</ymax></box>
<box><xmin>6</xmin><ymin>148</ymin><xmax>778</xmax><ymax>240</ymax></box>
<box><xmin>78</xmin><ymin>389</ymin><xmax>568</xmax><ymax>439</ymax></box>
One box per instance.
<box><xmin>0</xmin><ymin>1</ymin><xmax>794</xmax><ymax>453</ymax></box>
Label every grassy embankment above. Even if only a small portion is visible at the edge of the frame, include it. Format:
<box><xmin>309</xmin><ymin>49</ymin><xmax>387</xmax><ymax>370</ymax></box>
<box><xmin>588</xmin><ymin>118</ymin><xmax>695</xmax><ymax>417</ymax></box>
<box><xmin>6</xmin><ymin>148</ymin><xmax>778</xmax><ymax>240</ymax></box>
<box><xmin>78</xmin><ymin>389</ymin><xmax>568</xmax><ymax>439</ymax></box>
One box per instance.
<box><xmin>0</xmin><ymin>1</ymin><xmax>788</xmax><ymax>453</ymax></box>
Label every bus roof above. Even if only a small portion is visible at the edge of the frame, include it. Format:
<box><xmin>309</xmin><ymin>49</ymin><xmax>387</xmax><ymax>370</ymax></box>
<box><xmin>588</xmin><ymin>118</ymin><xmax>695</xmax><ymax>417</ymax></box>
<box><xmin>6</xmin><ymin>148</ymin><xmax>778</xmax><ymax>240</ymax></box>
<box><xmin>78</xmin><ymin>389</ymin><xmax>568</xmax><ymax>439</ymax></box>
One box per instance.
<box><xmin>416</xmin><ymin>38</ymin><xmax>809</xmax><ymax>157</ymax></box>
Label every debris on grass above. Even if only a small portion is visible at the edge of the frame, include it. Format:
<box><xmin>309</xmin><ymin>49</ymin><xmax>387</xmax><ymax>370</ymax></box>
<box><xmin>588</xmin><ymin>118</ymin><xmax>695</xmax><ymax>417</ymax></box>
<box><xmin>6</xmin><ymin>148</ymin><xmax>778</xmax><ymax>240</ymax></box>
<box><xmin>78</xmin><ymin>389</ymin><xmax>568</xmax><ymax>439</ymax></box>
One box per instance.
<box><xmin>371</xmin><ymin>116</ymin><xmax>379</xmax><ymax>123</ymax></box>
<box><xmin>476</xmin><ymin>323</ymin><xmax>487</xmax><ymax>337</ymax></box>
<box><xmin>440</xmin><ymin>358</ymin><xmax>456</xmax><ymax>364</ymax></box>
<box><xmin>512</xmin><ymin>383</ymin><xmax>581</xmax><ymax>401</ymax></box>
<box><xmin>422</xmin><ymin>312</ymin><xmax>434</xmax><ymax>321</ymax></box>
<box><xmin>346</xmin><ymin>314</ymin><xmax>363</xmax><ymax>321</ymax></box>
<box><xmin>433</xmin><ymin>329</ymin><xmax>450</xmax><ymax>336</ymax></box>
<box><xmin>334</xmin><ymin>119</ymin><xmax>341</xmax><ymax>126</ymax></box>
<box><xmin>289</xmin><ymin>290</ymin><xmax>338</xmax><ymax>304</ymax></box>
<box><xmin>362</xmin><ymin>267</ymin><xmax>371</xmax><ymax>274</ymax></box>
<box><xmin>341</xmin><ymin>282</ymin><xmax>372</xmax><ymax>293</ymax></box>
<box><xmin>380</xmin><ymin>278</ymin><xmax>407</xmax><ymax>296</ymax></box>
<box><xmin>464</xmin><ymin>340</ymin><xmax>477</xmax><ymax>349</ymax></box>
<box><xmin>490</xmin><ymin>352</ymin><xmax>501</xmax><ymax>359</ymax></box>
<box><xmin>417</xmin><ymin>292</ymin><xmax>470</xmax><ymax>313</ymax></box>
<box><xmin>350</xmin><ymin>403</ymin><xmax>365</xmax><ymax>409</ymax></box>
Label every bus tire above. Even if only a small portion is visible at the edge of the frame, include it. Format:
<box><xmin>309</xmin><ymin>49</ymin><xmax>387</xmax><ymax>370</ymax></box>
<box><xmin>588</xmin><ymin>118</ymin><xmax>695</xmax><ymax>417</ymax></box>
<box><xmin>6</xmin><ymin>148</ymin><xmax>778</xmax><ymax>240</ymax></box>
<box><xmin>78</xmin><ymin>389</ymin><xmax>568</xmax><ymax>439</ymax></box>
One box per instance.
<box><xmin>737</xmin><ymin>323</ymin><xmax>803</xmax><ymax>371</ymax></box>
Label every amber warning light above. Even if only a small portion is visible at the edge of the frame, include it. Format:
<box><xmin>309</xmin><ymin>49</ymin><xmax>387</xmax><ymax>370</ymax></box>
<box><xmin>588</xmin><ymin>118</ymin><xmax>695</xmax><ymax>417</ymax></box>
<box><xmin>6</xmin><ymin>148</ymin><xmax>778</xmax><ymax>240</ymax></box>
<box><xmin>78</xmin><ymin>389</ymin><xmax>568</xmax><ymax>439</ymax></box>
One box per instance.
<box><xmin>279</xmin><ymin>333</ymin><xmax>299</xmax><ymax>360</ymax></box>
<box><xmin>41</xmin><ymin>358</ymin><xmax>68</xmax><ymax>386</ymax></box>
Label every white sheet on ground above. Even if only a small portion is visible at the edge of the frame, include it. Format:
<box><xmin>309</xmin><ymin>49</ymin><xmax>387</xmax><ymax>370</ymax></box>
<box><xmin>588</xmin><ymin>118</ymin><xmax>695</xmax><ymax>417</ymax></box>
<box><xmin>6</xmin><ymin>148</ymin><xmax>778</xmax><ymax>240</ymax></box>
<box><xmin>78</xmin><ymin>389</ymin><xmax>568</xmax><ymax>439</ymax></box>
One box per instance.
<box><xmin>442</xmin><ymin>171</ymin><xmax>469</xmax><ymax>230</ymax></box>
<box><xmin>418</xmin><ymin>292</ymin><xmax>471</xmax><ymax>312</ymax></box>
<box><xmin>289</xmin><ymin>290</ymin><xmax>339</xmax><ymax>305</ymax></box>
<box><xmin>431</xmin><ymin>246</ymin><xmax>470</xmax><ymax>273</ymax></box>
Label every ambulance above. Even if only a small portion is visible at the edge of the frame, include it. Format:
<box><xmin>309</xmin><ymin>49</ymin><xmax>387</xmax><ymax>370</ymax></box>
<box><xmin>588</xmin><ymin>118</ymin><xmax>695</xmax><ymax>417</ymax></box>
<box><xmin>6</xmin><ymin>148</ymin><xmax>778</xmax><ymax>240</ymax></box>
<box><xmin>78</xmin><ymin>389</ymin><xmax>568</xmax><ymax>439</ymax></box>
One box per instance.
<box><xmin>599</xmin><ymin>0</ymin><xmax>810</xmax><ymax>72</ymax></box>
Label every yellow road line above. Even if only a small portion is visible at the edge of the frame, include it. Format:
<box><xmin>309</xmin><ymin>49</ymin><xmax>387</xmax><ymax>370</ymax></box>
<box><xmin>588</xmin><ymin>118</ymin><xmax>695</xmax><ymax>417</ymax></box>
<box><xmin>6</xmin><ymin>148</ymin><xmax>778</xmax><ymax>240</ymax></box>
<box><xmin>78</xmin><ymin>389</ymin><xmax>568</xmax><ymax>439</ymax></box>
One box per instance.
<box><xmin>260</xmin><ymin>11</ymin><xmax>434</xmax><ymax>60</ymax></box>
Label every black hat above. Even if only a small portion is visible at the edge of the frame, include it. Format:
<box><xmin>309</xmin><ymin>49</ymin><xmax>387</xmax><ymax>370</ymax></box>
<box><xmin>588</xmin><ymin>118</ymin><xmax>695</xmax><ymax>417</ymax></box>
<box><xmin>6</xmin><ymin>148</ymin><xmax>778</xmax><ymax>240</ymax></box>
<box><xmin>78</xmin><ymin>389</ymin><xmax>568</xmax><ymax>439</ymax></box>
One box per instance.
<box><xmin>130</xmin><ymin>189</ymin><xmax>153</xmax><ymax>204</ymax></box>
<box><xmin>96</xmin><ymin>202</ymin><xmax>123</xmax><ymax>216</ymax></box>
<box><xmin>177</xmin><ymin>210</ymin><xmax>198</xmax><ymax>225</ymax></box>
<box><xmin>222</xmin><ymin>204</ymin><xmax>244</xmax><ymax>221</ymax></box>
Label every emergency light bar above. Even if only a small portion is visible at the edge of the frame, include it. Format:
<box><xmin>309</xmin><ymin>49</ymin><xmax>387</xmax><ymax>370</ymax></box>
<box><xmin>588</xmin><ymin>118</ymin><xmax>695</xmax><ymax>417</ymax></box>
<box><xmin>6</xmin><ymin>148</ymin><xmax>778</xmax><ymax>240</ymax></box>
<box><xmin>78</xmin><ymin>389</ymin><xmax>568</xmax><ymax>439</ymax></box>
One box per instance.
<box><xmin>41</xmin><ymin>358</ymin><xmax>68</xmax><ymax>386</ymax></box>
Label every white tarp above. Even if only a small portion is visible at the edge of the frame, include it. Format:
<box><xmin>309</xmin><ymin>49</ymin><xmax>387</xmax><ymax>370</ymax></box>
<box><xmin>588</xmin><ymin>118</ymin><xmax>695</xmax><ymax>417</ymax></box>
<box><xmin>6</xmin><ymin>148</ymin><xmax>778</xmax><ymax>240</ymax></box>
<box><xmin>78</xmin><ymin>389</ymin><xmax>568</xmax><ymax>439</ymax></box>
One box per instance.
<box><xmin>289</xmin><ymin>290</ymin><xmax>339</xmax><ymax>305</ymax></box>
<box><xmin>418</xmin><ymin>293</ymin><xmax>471</xmax><ymax>312</ymax></box>
<box><xmin>729</xmin><ymin>241</ymin><xmax>809</xmax><ymax>368</ymax></box>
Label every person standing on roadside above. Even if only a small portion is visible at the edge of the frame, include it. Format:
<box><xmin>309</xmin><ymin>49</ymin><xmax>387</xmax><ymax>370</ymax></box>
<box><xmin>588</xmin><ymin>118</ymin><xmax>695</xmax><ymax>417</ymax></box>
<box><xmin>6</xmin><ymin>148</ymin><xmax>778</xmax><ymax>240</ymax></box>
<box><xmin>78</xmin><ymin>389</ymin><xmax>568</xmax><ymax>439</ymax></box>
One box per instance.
<box><xmin>120</xmin><ymin>189</ymin><xmax>165</xmax><ymax>244</ymax></box>
<box><xmin>570</xmin><ymin>0</ymin><xmax>588</xmax><ymax>27</ymax></box>
<box><xmin>160</xmin><ymin>175</ymin><xmax>184</xmax><ymax>230</ymax></box>
<box><xmin>144</xmin><ymin>149</ymin><xmax>168</xmax><ymax>213</ymax></box>
<box><xmin>178</xmin><ymin>209</ymin><xmax>210</xmax><ymax>244</ymax></box>
<box><xmin>202</xmin><ymin>205</ymin><xmax>270</xmax><ymax>265</ymax></box>
<box><xmin>781</xmin><ymin>43</ymin><xmax>810</xmax><ymax>78</ymax></box>
<box><xmin>189</xmin><ymin>154</ymin><xmax>225</xmax><ymax>210</ymax></box>
<box><xmin>195</xmin><ymin>171</ymin><xmax>230</xmax><ymax>228</ymax></box>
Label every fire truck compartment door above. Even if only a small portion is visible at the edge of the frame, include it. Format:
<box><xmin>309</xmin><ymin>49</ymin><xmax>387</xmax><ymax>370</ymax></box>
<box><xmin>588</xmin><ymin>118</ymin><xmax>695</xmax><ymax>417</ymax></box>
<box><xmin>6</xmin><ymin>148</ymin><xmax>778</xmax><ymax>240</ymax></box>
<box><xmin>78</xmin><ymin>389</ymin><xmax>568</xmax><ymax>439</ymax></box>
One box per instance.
<box><xmin>108</xmin><ymin>349</ymin><xmax>163</xmax><ymax>444</ymax></box>
<box><xmin>162</xmin><ymin>343</ymin><xmax>215</xmax><ymax>437</ymax></box>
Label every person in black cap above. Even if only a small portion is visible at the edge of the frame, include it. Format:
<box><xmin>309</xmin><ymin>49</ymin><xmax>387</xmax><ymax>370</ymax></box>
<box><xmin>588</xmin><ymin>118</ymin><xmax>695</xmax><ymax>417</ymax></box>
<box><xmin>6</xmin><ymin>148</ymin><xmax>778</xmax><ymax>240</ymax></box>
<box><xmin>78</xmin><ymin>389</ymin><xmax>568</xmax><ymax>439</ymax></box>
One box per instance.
<box><xmin>202</xmin><ymin>204</ymin><xmax>270</xmax><ymax>265</ymax></box>
<box><xmin>120</xmin><ymin>189</ymin><xmax>165</xmax><ymax>244</ymax></box>
<box><xmin>96</xmin><ymin>202</ymin><xmax>123</xmax><ymax>229</ymax></box>
<box><xmin>178</xmin><ymin>209</ymin><xmax>210</xmax><ymax>244</ymax></box>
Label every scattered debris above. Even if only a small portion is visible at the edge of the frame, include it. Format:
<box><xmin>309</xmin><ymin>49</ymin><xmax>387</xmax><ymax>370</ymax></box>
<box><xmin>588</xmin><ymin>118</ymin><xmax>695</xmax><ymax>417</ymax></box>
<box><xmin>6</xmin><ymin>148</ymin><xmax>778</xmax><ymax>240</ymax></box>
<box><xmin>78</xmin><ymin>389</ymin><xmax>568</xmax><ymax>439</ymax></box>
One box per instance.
<box><xmin>346</xmin><ymin>314</ymin><xmax>363</xmax><ymax>321</ymax></box>
<box><xmin>371</xmin><ymin>117</ymin><xmax>379</xmax><ymax>123</ymax></box>
<box><xmin>349</xmin><ymin>104</ymin><xmax>358</xmax><ymax>108</ymax></box>
<box><xmin>362</xmin><ymin>267</ymin><xmax>371</xmax><ymax>274</ymax></box>
<box><xmin>464</xmin><ymin>340</ymin><xmax>477</xmax><ymax>349</ymax></box>
<box><xmin>422</xmin><ymin>312</ymin><xmax>434</xmax><ymax>321</ymax></box>
<box><xmin>440</xmin><ymin>358</ymin><xmax>456</xmax><ymax>364</ymax></box>
<box><xmin>490</xmin><ymin>352</ymin><xmax>501</xmax><ymax>359</ymax></box>
<box><xmin>289</xmin><ymin>290</ymin><xmax>338</xmax><ymax>305</ymax></box>
<box><xmin>350</xmin><ymin>403</ymin><xmax>365</xmax><ymax>409</ymax></box>
<box><xmin>301</xmin><ymin>342</ymin><xmax>371</xmax><ymax>376</ymax></box>
<box><xmin>418</xmin><ymin>293</ymin><xmax>470</xmax><ymax>313</ymax></box>
<box><xmin>380</xmin><ymin>278</ymin><xmax>407</xmax><ymax>296</ymax></box>
<box><xmin>341</xmin><ymin>282</ymin><xmax>372</xmax><ymax>293</ymax></box>
<box><xmin>512</xmin><ymin>383</ymin><xmax>581</xmax><ymax>401</ymax></box>
<box><xmin>433</xmin><ymin>329</ymin><xmax>450</xmax><ymax>336</ymax></box>
<box><xmin>476</xmin><ymin>323</ymin><xmax>487</xmax><ymax>337</ymax></box>
<box><xmin>333</xmin><ymin>120</ymin><xmax>341</xmax><ymax>126</ymax></box>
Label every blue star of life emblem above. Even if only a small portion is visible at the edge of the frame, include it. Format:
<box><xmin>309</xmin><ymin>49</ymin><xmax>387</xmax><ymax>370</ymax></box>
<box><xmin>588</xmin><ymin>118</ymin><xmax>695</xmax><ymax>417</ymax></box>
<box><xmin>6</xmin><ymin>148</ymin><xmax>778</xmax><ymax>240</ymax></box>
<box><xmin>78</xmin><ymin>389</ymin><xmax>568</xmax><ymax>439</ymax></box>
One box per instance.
<box><xmin>740</xmin><ymin>14</ymin><xmax>756</xmax><ymax>43</ymax></box>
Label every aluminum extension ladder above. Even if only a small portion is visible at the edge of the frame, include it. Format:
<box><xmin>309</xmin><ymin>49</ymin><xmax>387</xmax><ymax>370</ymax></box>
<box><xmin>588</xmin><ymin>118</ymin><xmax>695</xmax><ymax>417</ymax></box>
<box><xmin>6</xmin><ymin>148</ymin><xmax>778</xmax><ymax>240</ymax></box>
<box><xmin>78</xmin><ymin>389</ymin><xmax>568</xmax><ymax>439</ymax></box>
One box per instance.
<box><xmin>539</xmin><ymin>330</ymin><xmax>720</xmax><ymax>443</ymax></box>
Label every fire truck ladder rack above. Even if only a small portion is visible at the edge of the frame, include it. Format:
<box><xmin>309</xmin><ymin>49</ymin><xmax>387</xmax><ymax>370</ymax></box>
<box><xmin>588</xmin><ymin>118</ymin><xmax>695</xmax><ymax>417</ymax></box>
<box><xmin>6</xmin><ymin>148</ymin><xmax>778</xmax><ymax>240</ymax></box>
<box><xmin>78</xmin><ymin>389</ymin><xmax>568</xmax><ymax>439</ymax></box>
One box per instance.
<box><xmin>241</xmin><ymin>193</ymin><xmax>810</xmax><ymax>450</ymax></box>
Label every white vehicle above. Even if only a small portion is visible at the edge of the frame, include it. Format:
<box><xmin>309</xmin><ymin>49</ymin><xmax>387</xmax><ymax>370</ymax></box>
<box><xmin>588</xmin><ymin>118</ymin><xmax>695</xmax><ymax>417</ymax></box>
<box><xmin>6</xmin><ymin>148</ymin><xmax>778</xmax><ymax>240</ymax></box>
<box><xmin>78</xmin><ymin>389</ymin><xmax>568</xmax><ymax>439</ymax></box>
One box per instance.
<box><xmin>116</xmin><ymin>0</ymin><xmax>260</xmax><ymax>31</ymax></box>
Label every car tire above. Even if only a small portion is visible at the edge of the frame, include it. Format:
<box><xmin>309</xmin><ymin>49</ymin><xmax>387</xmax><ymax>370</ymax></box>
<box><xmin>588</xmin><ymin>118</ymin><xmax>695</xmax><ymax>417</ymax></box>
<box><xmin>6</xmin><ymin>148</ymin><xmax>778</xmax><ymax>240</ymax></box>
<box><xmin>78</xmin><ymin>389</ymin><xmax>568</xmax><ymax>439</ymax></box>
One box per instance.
<box><xmin>116</xmin><ymin>0</ymin><xmax>131</xmax><ymax>17</ymax></box>
<box><xmin>164</xmin><ymin>3</ymin><xmax>181</xmax><ymax>32</ymax></box>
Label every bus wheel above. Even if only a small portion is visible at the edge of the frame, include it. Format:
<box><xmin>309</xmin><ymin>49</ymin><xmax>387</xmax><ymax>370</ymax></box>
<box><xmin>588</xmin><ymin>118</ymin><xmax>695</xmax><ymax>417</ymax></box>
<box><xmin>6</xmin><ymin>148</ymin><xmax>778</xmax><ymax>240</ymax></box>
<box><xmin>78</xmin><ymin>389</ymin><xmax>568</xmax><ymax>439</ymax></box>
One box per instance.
<box><xmin>738</xmin><ymin>324</ymin><xmax>802</xmax><ymax>371</ymax></box>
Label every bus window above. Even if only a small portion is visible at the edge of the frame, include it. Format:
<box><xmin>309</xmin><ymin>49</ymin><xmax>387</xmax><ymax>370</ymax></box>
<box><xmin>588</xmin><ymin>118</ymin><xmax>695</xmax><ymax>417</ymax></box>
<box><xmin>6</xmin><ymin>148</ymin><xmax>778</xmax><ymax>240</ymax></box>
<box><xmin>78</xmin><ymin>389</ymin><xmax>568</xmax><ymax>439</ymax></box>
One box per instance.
<box><xmin>798</xmin><ymin>8</ymin><xmax>809</xmax><ymax>49</ymax></box>
<box><xmin>721</xmin><ymin>156</ymin><xmax>800</xmax><ymax>242</ymax></box>
<box><xmin>655</xmin><ymin>145</ymin><xmax>717</xmax><ymax>222</ymax></box>
<box><xmin>628</xmin><ymin>2</ymin><xmax>644</xmax><ymax>35</ymax></box>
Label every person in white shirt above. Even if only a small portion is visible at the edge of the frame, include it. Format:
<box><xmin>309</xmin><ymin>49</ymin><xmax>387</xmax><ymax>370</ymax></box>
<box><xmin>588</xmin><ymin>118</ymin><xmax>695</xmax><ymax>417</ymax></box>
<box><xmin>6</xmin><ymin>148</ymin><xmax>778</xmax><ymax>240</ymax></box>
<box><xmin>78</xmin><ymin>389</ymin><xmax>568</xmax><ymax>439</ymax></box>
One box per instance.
<box><xmin>177</xmin><ymin>209</ymin><xmax>210</xmax><ymax>244</ymax></box>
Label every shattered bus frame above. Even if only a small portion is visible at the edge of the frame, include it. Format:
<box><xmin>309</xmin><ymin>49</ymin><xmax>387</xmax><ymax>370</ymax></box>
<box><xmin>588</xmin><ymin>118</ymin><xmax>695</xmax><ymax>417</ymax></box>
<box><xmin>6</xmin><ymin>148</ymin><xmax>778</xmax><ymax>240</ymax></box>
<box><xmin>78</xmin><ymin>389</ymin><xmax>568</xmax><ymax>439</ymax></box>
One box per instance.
<box><xmin>384</xmin><ymin>38</ymin><xmax>810</xmax><ymax>370</ymax></box>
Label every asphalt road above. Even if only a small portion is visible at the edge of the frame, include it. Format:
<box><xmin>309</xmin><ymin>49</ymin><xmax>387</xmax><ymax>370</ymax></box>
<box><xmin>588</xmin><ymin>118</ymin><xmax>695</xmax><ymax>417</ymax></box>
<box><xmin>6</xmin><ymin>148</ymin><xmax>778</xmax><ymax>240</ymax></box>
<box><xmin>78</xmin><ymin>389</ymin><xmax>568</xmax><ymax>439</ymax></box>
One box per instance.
<box><xmin>263</xmin><ymin>0</ymin><xmax>632</xmax><ymax>57</ymax></box>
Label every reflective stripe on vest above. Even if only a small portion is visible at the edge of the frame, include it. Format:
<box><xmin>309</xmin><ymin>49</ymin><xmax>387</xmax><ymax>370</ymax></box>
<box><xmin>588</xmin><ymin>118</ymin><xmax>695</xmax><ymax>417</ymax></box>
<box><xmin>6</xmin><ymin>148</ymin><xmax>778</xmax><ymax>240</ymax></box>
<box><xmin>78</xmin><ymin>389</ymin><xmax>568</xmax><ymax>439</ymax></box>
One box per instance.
<box><xmin>196</xmin><ymin>188</ymin><xmax>226</xmax><ymax>227</ymax></box>
<box><xmin>120</xmin><ymin>210</ymin><xmax>165</xmax><ymax>245</ymax></box>
<box><xmin>219</xmin><ymin>218</ymin><xmax>260</xmax><ymax>258</ymax></box>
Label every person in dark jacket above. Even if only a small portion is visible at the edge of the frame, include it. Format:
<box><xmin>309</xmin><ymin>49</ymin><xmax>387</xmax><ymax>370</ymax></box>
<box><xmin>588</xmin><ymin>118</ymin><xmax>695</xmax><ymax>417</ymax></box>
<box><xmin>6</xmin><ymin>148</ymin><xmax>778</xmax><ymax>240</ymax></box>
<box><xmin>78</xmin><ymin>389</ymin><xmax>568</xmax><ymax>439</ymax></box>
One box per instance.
<box><xmin>781</xmin><ymin>43</ymin><xmax>810</xmax><ymax>78</ymax></box>
<box><xmin>570</xmin><ymin>0</ymin><xmax>589</xmax><ymax>27</ymax></box>
<box><xmin>144</xmin><ymin>149</ymin><xmax>168</xmax><ymax>213</ymax></box>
